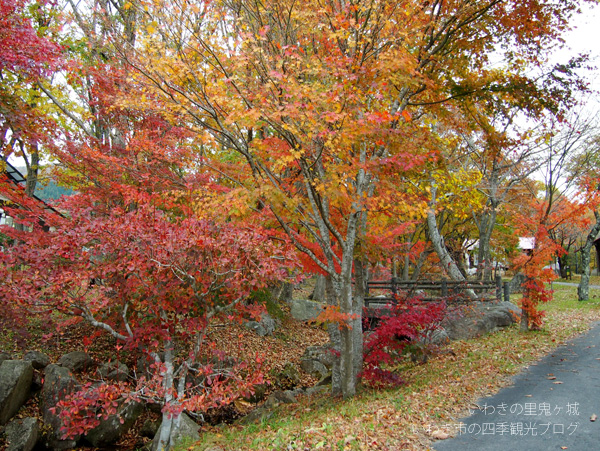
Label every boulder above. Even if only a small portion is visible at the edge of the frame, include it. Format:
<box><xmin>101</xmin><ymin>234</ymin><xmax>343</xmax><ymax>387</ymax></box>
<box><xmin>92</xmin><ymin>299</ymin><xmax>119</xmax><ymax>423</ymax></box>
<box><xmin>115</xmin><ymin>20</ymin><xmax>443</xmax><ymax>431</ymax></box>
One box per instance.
<box><xmin>305</xmin><ymin>385</ymin><xmax>329</xmax><ymax>397</ymax></box>
<box><xmin>442</xmin><ymin>301</ymin><xmax>520</xmax><ymax>340</ymax></box>
<box><xmin>302</xmin><ymin>345</ymin><xmax>336</xmax><ymax>369</ymax></box>
<box><xmin>0</xmin><ymin>360</ymin><xmax>33</xmax><ymax>425</ymax></box>
<box><xmin>300</xmin><ymin>359</ymin><xmax>329</xmax><ymax>378</ymax></box>
<box><xmin>243</xmin><ymin>383</ymin><xmax>268</xmax><ymax>404</ymax></box>
<box><xmin>265</xmin><ymin>390</ymin><xmax>297</xmax><ymax>408</ymax></box>
<box><xmin>98</xmin><ymin>361</ymin><xmax>129</xmax><ymax>382</ymax></box>
<box><xmin>4</xmin><ymin>417</ymin><xmax>39</xmax><ymax>451</ymax></box>
<box><xmin>270</xmin><ymin>363</ymin><xmax>301</xmax><ymax>390</ymax></box>
<box><xmin>244</xmin><ymin>312</ymin><xmax>276</xmax><ymax>337</ymax></box>
<box><xmin>151</xmin><ymin>413</ymin><xmax>200</xmax><ymax>451</ymax></box>
<box><xmin>238</xmin><ymin>406</ymin><xmax>272</xmax><ymax>425</ymax></box>
<box><xmin>288</xmin><ymin>299</ymin><xmax>324</xmax><ymax>322</ymax></box>
<box><xmin>140</xmin><ymin>418</ymin><xmax>161</xmax><ymax>438</ymax></box>
<box><xmin>58</xmin><ymin>351</ymin><xmax>93</xmax><ymax>373</ymax></box>
<box><xmin>421</xmin><ymin>328</ymin><xmax>450</xmax><ymax>345</ymax></box>
<box><xmin>270</xmin><ymin>282</ymin><xmax>294</xmax><ymax>303</ymax></box>
<box><xmin>84</xmin><ymin>401</ymin><xmax>143</xmax><ymax>447</ymax></box>
<box><xmin>40</xmin><ymin>364</ymin><xmax>81</xmax><ymax>450</ymax></box>
<box><xmin>0</xmin><ymin>352</ymin><xmax>12</xmax><ymax>365</ymax></box>
<box><xmin>23</xmin><ymin>351</ymin><xmax>50</xmax><ymax>370</ymax></box>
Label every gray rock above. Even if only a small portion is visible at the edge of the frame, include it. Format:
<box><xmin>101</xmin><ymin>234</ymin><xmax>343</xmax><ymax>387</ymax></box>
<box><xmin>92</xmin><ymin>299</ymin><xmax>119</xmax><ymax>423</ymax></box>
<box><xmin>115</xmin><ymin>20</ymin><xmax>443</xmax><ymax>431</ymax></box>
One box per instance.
<box><xmin>302</xmin><ymin>345</ymin><xmax>336</xmax><ymax>369</ymax></box>
<box><xmin>140</xmin><ymin>418</ymin><xmax>161</xmax><ymax>438</ymax></box>
<box><xmin>23</xmin><ymin>351</ymin><xmax>50</xmax><ymax>370</ymax></box>
<box><xmin>442</xmin><ymin>301</ymin><xmax>520</xmax><ymax>340</ymax></box>
<box><xmin>58</xmin><ymin>351</ymin><xmax>93</xmax><ymax>373</ymax></box>
<box><xmin>288</xmin><ymin>299</ymin><xmax>324</xmax><ymax>322</ymax></box>
<box><xmin>84</xmin><ymin>401</ymin><xmax>143</xmax><ymax>447</ymax></box>
<box><xmin>270</xmin><ymin>363</ymin><xmax>301</xmax><ymax>390</ymax></box>
<box><xmin>98</xmin><ymin>361</ymin><xmax>129</xmax><ymax>382</ymax></box>
<box><xmin>40</xmin><ymin>364</ymin><xmax>81</xmax><ymax>449</ymax></box>
<box><xmin>270</xmin><ymin>282</ymin><xmax>294</xmax><ymax>303</ymax></box>
<box><xmin>243</xmin><ymin>383</ymin><xmax>268</xmax><ymax>404</ymax></box>
<box><xmin>0</xmin><ymin>352</ymin><xmax>12</xmax><ymax>365</ymax></box>
<box><xmin>151</xmin><ymin>413</ymin><xmax>200</xmax><ymax>451</ymax></box>
<box><xmin>421</xmin><ymin>328</ymin><xmax>450</xmax><ymax>345</ymax></box>
<box><xmin>4</xmin><ymin>417</ymin><xmax>39</xmax><ymax>451</ymax></box>
<box><xmin>244</xmin><ymin>312</ymin><xmax>276</xmax><ymax>336</ymax></box>
<box><xmin>0</xmin><ymin>360</ymin><xmax>33</xmax><ymax>425</ymax></box>
<box><xmin>316</xmin><ymin>374</ymin><xmax>332</xmax><ymax>387</ymax></box>
<box><xmin>239</xmin><ymin>406</ymin><xmax>272</xmax><ymax>424</ymax></box>
<box><xmin>300</xmin><ymin>359</ymin><xmax>329</xmax><ymax>378</ymax></box>
<box><xmin>265</xmin><ymin>390</ymin><xmax>296</xmax><ymax>408</ymax></box>
<box><xmin>305</xmin><ymin>385</ymin><xmax>329</xmax><ymax>397</ymax></box>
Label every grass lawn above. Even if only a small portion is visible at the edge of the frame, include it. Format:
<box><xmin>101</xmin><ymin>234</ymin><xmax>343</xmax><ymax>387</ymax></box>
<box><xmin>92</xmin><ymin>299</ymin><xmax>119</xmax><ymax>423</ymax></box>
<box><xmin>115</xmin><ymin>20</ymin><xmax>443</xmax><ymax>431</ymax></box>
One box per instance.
<box><xmin>189</xmin><ymin>283</ymin><xmax>600</xmax><ymax>451</ymax></box>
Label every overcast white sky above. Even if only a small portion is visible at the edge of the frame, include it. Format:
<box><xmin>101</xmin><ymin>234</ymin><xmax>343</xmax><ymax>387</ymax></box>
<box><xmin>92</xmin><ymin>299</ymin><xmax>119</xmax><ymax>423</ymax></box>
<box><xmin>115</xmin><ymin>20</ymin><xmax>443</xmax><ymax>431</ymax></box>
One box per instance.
<box><xmin>558</xmin><ymin>2</ymin><xmax>600</xmax><ymax>105</ymax></box>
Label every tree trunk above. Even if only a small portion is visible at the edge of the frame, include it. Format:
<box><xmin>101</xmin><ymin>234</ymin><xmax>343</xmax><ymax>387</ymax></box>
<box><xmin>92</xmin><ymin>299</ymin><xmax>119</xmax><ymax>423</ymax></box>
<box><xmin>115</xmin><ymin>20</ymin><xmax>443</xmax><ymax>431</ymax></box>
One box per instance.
<box><xmin>520</xmin><ymin>307</ymin><xmax>529</xmax><ymax>331</ymax></box>
<box><xmin>427</xmin><ymin>207</ymin><xmax>467</xmax><ymax>282</ymax></box>
<box><xmin>309</xmin><ymin>274</ymin><xmax>326</xmax><ymax>302</ymax></box>
<box><xmin>352</xmin><ymin>257</ymin><xmax>366</xmax><ymax>385</ymax></box>
<box><xmin>153</xmin><ymin>339</ymin><xmax>180</xmax><ymax>451</ymax></box>
<box><xmin>475</xmin><ymin>203</ymin><xmax>498</xmax><ymax>282</ymax></box>
<box><xmin>339</xmin><ymin>254</ymin><xmax>356</xmax><ymax>399</ymax></box>
<box><xmin>578</xmin><ymin>211</ymin><xmax>600</xmax><ymax>301</ymax></box>
<box><xmin>411</xmin><ymin>249</ymin><xmax>432</xmax><ymax>281</ymax></box>
<box><xmin>24</xmin><ymin>144</ymin><xmax>39</xmax><ymax>198</ymax></box>
<box><xmin>325</xmin><ymin>276</ymin><xmax>342</xmax><ymax>396</ymax></box>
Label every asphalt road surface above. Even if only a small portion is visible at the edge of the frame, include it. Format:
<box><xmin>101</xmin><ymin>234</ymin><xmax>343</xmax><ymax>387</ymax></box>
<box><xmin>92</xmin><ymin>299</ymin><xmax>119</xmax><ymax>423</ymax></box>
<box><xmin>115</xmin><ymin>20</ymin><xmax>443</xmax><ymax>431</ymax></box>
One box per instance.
<box><xmin>433</xmin><ymin>322</ymin><xmax>600</xmax><ymax>451</ymax></box>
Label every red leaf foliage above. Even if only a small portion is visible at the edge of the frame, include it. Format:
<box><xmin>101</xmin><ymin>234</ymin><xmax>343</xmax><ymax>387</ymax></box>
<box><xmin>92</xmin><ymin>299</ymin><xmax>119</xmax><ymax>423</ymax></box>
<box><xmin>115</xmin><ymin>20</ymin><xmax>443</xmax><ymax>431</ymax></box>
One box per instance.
<box><xmin>361</xmin><ymin>295</ymin><xmax>447</xmax><ymax>387</ymax></box>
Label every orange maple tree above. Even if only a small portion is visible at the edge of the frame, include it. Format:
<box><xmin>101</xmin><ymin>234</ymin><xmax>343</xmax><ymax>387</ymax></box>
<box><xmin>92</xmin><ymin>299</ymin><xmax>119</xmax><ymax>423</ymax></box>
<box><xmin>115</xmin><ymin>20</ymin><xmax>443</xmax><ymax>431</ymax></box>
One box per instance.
<box><xmin>119</xmin><ymin>0</ymin><xmax>594</xmax><ymax>397</ymax></box>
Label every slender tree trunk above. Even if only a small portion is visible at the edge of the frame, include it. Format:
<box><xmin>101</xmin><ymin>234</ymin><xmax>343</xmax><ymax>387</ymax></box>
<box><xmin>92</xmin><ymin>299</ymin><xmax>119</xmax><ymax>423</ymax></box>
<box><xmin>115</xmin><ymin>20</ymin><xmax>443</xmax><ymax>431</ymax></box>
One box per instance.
<box><xmin>427</xmin><ymin>206</ymin><xmax>467</xmax><ymax>282</ymax></box>
<box><xmin>402</xmin><ymin>237</ymin><xmax>412</xmax><ymax>281</ymax></box>
<box><xmin>578</xmin><ymin>211</ymin><xmax>600</xmax><ymax>301</ymax></box>
<box><xmin>339</xmin><ymin>246</ymin><xmax>357</xmax><ymax>398</ymax></box>
<box><xmin>153</xmin><ymin>338</ymin><xmax>180</xmax><ymax>451</ymax></box>
<box><xmin>411</xmin><ymin>249</ymin><xmax>432</xmax><ymax>281</ymax></box>
<box><xmin>352</xmin><ymin>256</ymin><xmax>366</xmax><ymax>385</ymax></box>
<box><xmin>325</xmin><ymin>276</ymin><xmax>342</xmax><ymax>396</ymax></box>
<box><xmin>475</xmin><ymin>203</ymin><xmax>498</xmax><ymax>282</ymax></box>
<box><xmin>309</xmin><ymin>274</ymin><xmax>326</xmax><ymax>301</ymax></box>
<box><xmin>24</xmin><ymin>144</ymin><xmax>39</xmax><ymax>197</ymax></box>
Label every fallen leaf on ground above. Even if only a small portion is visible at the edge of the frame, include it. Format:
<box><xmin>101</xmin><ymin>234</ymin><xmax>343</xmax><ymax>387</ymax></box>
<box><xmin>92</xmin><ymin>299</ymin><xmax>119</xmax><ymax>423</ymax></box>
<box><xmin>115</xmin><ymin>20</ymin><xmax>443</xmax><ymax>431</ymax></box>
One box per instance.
<box><xmin>431</xmin><ymin>430</ymin><xmax>449</xmax><ymax>440</ymax></box>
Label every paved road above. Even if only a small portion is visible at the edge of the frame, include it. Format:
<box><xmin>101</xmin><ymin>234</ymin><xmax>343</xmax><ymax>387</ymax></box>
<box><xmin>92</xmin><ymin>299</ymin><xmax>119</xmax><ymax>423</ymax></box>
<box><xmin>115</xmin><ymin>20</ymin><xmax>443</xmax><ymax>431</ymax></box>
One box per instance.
<box><xmin>433</xmin><ymin>322</ymin><xmax>600</xmax><ymax>451</ymax></box>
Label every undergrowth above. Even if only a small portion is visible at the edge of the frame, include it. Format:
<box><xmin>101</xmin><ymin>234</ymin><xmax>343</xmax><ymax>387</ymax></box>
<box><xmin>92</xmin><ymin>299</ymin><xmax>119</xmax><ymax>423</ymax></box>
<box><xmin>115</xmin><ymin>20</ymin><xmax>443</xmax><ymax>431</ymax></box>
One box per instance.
<box><xmin>188</xmin><ymin>283</ymin><xmax>600</xmax><ymax>451</ymax></box>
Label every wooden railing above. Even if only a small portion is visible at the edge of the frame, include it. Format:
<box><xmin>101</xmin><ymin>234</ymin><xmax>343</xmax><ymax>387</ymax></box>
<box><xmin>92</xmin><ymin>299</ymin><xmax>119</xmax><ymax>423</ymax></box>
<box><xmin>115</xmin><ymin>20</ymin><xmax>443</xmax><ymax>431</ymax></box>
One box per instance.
<box><xmin>364</xmin><ymin>276</ymin><xmax>511</xmax><ymax>308</ymax></box>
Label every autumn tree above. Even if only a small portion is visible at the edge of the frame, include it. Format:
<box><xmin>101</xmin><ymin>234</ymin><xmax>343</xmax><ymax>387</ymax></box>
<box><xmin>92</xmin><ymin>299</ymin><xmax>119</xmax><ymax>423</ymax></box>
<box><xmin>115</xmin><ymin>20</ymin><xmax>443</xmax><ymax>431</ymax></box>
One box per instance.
<box><xmin>567</xmin><ymin>127</ymin><xmax>600</xmax><ymax>301</ymax></box>
<box><xmin>0</xmin><ymin>0</ymin><xmax>61</xmax><ymax>194</ymax></box>
<box><xmin>113</xmin><ymin>0</ymin><xmax>595</xmax><ymax>397</ymax></box>
<box><xmin>0</xmin><ymin>103</ymin><xmax>298</xmax><ymax>449</ymax></box>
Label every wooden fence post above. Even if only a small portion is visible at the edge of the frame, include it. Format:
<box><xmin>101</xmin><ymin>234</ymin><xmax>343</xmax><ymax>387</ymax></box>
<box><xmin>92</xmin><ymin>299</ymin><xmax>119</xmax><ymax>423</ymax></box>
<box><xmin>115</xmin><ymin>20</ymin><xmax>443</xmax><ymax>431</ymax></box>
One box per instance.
<box><xmin>495</xmin><ymin>275</ymin><xmax>502</xmax><ymax>301</ymax></box>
